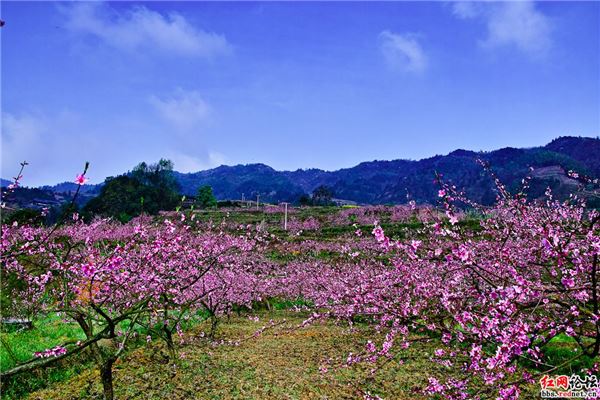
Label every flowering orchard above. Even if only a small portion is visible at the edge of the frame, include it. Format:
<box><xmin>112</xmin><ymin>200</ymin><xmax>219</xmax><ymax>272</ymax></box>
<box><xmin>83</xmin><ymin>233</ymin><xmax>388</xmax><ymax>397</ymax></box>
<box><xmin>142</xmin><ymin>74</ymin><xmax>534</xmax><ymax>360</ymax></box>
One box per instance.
<box><xmin>1</xmin><ymin>167</ymin><xmax>599</xmax><ymax>399</ymax></box>
<box><xmin>1</xmin><ymin>213</ymin><xmax>278</xmax><ymax>399</ymax></box>
<box><xmin>276</xmin><ymin>180</ymin><xmax>600</xmax><ymax>399</ymax></box>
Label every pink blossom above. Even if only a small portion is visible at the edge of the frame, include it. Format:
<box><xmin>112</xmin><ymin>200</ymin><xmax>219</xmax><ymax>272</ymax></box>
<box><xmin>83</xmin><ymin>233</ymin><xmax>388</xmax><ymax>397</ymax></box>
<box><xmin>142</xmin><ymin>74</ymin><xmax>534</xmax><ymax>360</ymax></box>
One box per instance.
<box><xmin>372</xmin><ymin>226</ymin><xmax>385</xmax><ymax>243</ymax></box>
<box><xmin>561</xmin><ymin>277</ymin><xmax>575</xmax><ymax>288</ymax></box>
<box><xmin>74</xmin><ymin>173</ymin><xmax>88</xmax><ymax>185</ymax></box>
<box><xmin>366</xmin><ymin>340</ymin><xmax>376</xmax><ymax>353</ymax></box>
<box><xmin>34</xmin><ymin>346</ymin><xmax>67</xmax><ymax>358</ymax></box>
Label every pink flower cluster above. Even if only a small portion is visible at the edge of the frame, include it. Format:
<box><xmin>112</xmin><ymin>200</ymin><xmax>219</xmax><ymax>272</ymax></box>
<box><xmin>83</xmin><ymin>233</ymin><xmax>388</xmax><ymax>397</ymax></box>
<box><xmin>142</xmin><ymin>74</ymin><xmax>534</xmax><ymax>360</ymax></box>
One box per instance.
<box><xmin>33</xmin><ymin>345</ymin><xmax>67</xmax><ymax>358</ymax></box>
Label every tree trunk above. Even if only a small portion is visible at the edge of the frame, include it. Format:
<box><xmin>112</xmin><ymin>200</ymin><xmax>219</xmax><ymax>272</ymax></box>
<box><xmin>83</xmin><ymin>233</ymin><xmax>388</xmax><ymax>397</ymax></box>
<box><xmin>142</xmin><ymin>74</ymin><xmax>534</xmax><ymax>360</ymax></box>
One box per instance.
<box><xmin>100</xmin><ymin>359</ymin><xmax>114</xmax><ymax>400</ymax></box>
<box><xmin>163</xmin><ymin>327</ymin><xmax>177</xmax><ymax>361</ymax></box>
<box><xmin>209</xmin><ymin>315</ymin><xmax>218</xmax><ymax>339</ymax></box>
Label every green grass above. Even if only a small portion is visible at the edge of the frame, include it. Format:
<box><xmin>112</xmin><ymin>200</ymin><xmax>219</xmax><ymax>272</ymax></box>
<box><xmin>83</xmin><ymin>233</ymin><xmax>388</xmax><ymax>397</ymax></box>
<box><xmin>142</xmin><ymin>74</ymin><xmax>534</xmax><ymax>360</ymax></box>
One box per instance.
<box><xmin>15</xmin><ymin>312</ymin><xmax>449</xmax><ymax>400</ymax></box>
<box><xmin>541</xmin><ymin>334</ymin><xmax>597</xmax><ymax>375</ymax></box>
<box><xmin>3</xmin><ymin>312</ymin><xmax>542</xmax><ymax>400</ymax></box>
<box><xmin>1</xmin><ymin>315</ymin><xmax>85</xmax><ymax>371</ymax></box>
<box><xmin>0</xmin><ymin>311</ymin><xmax>207</xmax><ymax>398</ymax></box>
<box><xmin>1</xmin><ymin>315</ymin><xmax>89</xmax><ymax>399</ymax></box>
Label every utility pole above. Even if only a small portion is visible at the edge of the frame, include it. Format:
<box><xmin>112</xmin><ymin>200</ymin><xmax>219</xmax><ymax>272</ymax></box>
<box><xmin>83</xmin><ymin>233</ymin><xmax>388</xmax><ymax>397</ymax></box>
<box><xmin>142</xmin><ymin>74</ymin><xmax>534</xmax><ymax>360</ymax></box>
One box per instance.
<box><xmin>281</xmin><ymin>202</ymin><xmax>289</xmax><ymax>230</ymax></box>
<box><xmin>256</xmin><ymin>194</ymin><xmax>260</xmax><ymax>210</ymax></box>
<box><xmin>241</xmin><ymin>193</ymin><xmax>245</xmax><ymax>207</ymax></box>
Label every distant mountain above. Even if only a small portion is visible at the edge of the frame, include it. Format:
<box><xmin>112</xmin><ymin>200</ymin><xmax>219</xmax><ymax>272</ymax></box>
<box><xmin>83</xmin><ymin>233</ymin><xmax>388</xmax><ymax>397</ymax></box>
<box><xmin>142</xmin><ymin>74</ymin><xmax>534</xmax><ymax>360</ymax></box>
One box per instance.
<box><xmin>173</xmin><ymin>136</ymin><xmax>599</xmax><ymax>205</ymax></box>
<box><xmin>40</xmin><ymin>181</ymin><xmax>103</xmax><ymax>195</ymax></box>
<box><xmin>174</xmin><ymin>164</ymin><xmax>306</xmax><ymax>204</ymax></box>
<box><xmin>1</xmin><ymin>181</ymin><xmax>102</xmax><ymax>211</ymax></box>
<box><xmin>4</xmin><ymin>136</ymin><xmax>599</xmax><ymax>207</ymax></box>
<box><xmin>545</xmin><ymin>136</ymin><xmax>600</xmax><ymax>177</ymax></box>
<box><xmin>0</xmin><ymin>187</ymin><xmax>70</xmax><ymax>210</ymax></box>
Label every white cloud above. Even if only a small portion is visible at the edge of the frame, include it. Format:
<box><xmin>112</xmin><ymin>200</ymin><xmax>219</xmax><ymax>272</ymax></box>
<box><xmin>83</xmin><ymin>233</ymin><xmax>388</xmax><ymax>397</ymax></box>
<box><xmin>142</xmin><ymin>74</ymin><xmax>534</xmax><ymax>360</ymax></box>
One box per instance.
<box><xmin>378</xmin><ymin>31</ymin><xmax>427</xmax><ymax>73</ymax></box>
<box><xmin>207</xmin><ymin>151</ymin><xmax>226</xmax><ymax>167</ymax></box>
<box><xmin>167</xmin><ymin>151</ymin><xmax>226</xmax><ymax>173</ymax></box>
<box><xmin>1</xmin><ymin>113</ymin><xmax>43</xmax><ymax>177</ymax></box>
<box><xmin>452</xmin><ymin>2</ymin><xmax>479</xmax><ymax>19</ymax></box>
<box><xmin>1</xmin><ymin>111</ymin><xmax>97</xmax><ymax>186</ymax></box>
<box><xmin>1</xmin><ymin>109</ymin><xmax>227</xmax><ymax>185</ymax></box>
<box><xmin>62</xmin><ymin>2</ymin><xmax>231</xmax><ymax>58</ymax></box>
<box><xmin>148</xmin><ymin>89</ymin><xmax>225</xmax><ymax>172</ymax></box>
<box><xmin>149</xmin><ymin>89</ymin><xmax>211</xmax><ymax>130</ymax></box>
<box><xmin>452</xmin><ymin>1</ymin><xmax>552</xmax><ymax>57</ymax></box>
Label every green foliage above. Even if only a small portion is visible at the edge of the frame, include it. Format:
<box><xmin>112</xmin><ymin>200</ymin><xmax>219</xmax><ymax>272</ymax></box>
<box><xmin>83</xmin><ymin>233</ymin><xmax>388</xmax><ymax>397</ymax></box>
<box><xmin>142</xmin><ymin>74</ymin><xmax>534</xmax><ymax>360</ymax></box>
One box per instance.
<box><xmin>298</xmin><ymin>194</ymin><xmax>312</xmax><ymax>206</ymax></box>
<box><xmin>196</xmin><ymin>185</ymin><xmax>217</xmax><ymax>209</ymax></box>
<box><xmin>83</xmin><ymin>159</ymin><xmax>180</xmax><ymax>221</ymax></box>
<box><xmin>0</xmin><ymin>269</ymin><xmax>27</xmax><ymax>318</ymax></box>
<box><xmin>3</xmin><ymin>209</ymin><xmax>45</xmax><ymax>226</ymax></box>
<box><xmin>541</xmin><ymin>335</ymin><xmax>597</xmax><ymax>376</ymax></box>
<box><xmin>311</xmin><ymin>185</ymin><xmax>334</xmax><ymax>206</ymax></box>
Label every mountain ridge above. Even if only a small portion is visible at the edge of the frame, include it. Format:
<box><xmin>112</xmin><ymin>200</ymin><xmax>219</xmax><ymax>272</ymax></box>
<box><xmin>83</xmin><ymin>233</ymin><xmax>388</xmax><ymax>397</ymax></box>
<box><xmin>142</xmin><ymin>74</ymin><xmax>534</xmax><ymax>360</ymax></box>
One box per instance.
<box><xmin>4</xmin><ymin>136</ymin><xmax>599</xmax><ymax>206</ymax></box>
<box><xmin>174</xmin><ymin>136</ymin><xmax>600</xmax><ymax>205</ymax></box>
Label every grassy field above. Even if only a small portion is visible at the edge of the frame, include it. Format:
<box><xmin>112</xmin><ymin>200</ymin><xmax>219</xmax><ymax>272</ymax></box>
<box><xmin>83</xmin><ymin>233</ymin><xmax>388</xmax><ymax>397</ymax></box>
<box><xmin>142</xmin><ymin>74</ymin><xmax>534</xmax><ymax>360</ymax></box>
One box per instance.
<box><xmin>4</xmin><ymin>312</ymin><xmax>469</xmax><ymax>400</ymax></box>
<box><xmin>2</xmin><ymin>311</ymin><xmax>546</xmax><ymax>400</ymax></box>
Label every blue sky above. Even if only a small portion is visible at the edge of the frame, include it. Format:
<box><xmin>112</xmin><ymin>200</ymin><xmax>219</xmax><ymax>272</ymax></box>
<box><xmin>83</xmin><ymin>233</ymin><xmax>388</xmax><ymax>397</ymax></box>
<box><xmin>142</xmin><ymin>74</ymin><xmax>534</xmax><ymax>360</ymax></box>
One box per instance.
<box><xmin>1</xmin><ymin>1</ymin><xmax>599</xmax><ymax>186</ymax></box>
